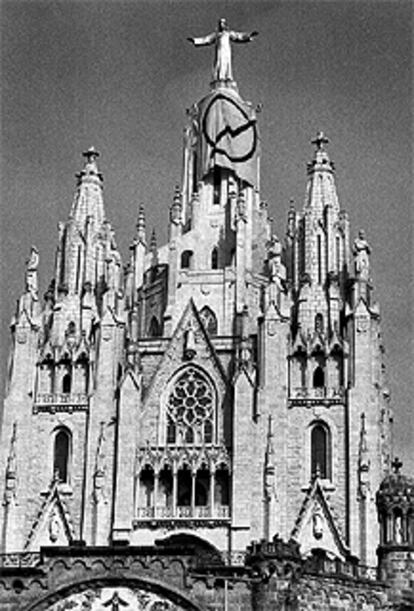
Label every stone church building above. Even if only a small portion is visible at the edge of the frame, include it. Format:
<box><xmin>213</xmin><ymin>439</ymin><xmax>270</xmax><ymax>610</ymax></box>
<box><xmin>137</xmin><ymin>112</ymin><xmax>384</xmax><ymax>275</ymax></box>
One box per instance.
<box><xmin>0</xmin><ymin>20</ymin><xmax>413</xmax><ymax>611</ymax></box>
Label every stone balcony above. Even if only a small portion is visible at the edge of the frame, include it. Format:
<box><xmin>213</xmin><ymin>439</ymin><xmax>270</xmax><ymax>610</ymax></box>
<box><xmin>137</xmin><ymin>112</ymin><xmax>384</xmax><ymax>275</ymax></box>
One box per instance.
<box><xmin>134</xmin><ymin>504</ymin><xmax>230</xmax><ymax>529</ymax></box>
<box><xmin>288</xmin><ymin>386</ymin><xmax>345</xmax><ymax>408</ymax></box>
<box><xmin>33</xmin><ymin>392</ymin><xmax>89</xmax><ymax>414</ymax></box>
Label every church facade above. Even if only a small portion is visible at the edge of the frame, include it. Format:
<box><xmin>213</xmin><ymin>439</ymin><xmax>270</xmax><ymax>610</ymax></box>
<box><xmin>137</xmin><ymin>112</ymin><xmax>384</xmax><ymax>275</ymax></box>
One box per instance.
<box><xmin>0</xmin><ymin>20</ymin><xmax>413</xmax><ymax>611</ymax></box>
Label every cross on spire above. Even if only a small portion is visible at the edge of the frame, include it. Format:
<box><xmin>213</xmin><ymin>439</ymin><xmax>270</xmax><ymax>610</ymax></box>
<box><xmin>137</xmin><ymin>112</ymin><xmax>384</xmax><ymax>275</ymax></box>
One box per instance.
<box><xmin>391</xmin><ymin>456</ymin><xmax>403</xmax><ymax>474</ymax></box>
<box><xmin>311</xmin><ymin>131</ymin><xmax>329</xmax><ymax>151</ymax></box>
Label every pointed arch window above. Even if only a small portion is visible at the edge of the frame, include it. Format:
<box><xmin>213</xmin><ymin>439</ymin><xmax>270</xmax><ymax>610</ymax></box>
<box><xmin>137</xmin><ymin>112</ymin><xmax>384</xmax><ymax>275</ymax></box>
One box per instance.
<box><xmin>148</xmin><ymin>316</ymin><xmax>161</xmax><ymax>338</ymax></box>
<box><xmin>53</xmin><ymin>428</ymin><xmax>71</xmax><ymax>483</ymax></box>
<box><xmin>315</xmin><ymin>313</ymin><xmax>324</xmax><ymax>334</ymax></box>
<box><xmin>166</xmin><ymin>366</ymin><xmax>215</xmax><ymax>446</ymax></box>
<box><xmin>317</xmin><ymin>234</ymin><xmax>322</xmax><ymax>284</ymax></box>
<box><xmin>199</xmin><ymin>306</ymin><xmax>218</xmax><ymax>336</ymax></box>
<box><xmin>211</xmin><ymin>247</ymin><xmax>219</xmax><ymax>270</ymax></box>
<box><xmin>213</xmin><ymin>166</ymin><xmax>221</xmax><ymax>205</ymax></box>
<box><xmin>181</xmin><ymin>250</ymin><xmax>193</xmax><ymax>269</ymax></box>
<box><xmin>311</xmin><ymin>422</ymin><xmax>331</xmax><ymax>479</ymax></box>
<box><xmin>62</xmin><ymin>372</ymin><xmax>72</xmax><ymax>394</ymax></box>
<box><xmin>313</xmin><ymin>365</ymin><xmax>325</xmax><ymax>388</ymax></box>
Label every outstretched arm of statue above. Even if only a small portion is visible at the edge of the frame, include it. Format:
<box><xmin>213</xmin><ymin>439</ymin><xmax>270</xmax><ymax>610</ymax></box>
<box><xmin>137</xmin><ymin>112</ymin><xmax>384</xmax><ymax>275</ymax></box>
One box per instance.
<box><xmin>187</xmin><ymin>32</ymin><xmax>216</xmax><ymax>46</ymax></box>
<box><xmin>230</xmin><ymin>30</ymin><xmax>259</xmax><ymax>43</ymax></box>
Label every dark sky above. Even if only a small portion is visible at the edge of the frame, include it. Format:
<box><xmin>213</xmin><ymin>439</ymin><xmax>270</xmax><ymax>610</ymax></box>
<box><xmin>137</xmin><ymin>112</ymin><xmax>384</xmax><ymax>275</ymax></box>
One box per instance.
<box><xmin>1</xmin><ymin>1</ymin><xmax>412</xmax><ymax>471</ymax></box>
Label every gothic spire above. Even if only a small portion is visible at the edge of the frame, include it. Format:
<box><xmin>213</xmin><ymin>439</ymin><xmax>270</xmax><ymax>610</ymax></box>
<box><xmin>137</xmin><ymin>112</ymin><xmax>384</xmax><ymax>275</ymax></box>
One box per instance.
<box><xmin>135</xmin><ymin>204</ymin><xmax>147</xmax><ymax>245</ymax></box>
<box><xmin>70</xmin><ymin>148</ymin><xmax>105</xmax><ymax>227</ymax></box>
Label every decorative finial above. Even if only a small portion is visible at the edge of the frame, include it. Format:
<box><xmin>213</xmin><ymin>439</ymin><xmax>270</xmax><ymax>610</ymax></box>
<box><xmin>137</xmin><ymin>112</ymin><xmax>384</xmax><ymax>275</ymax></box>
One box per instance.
<box><xmin>391</xmin><ymin>456</ymin><xmax>403</xmax><ymax>474</ymax></box>
<box><xmin>311</xmin><ymin>131</ymin><xmax>329</xmax><ymax>152</ymax></box>
<box><xmin>82</xmin><ymin>146</ymin><xmax>100</xmax><ymax>164</ymax></box>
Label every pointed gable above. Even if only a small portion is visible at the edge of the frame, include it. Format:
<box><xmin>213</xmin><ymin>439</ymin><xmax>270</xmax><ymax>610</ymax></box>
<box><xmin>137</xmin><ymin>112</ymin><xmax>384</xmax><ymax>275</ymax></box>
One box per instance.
<box><xmin>138</xmin><ymin>300</ymin><xmax>228</xmax><ymax>447</ymax></box>
<box><xmin>25</xmin><ymin>481</ymin><xmax>74</xmax><ymax>551</ymax></box>
<box><xmin>291</xmin><ymin>477</ymin><xmax>349</xmax><ymax>560</ymax></box>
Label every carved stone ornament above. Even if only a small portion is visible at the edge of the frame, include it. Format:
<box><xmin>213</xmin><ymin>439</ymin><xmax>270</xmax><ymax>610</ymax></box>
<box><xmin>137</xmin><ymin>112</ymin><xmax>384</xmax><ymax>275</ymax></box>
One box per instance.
<box><xmin>16</xmin><ymin>329</ymin><xmax>27</xmax><ymax>344</ymax></box>
<box><xmin>356</xmin><ymin>317</ymin><xmax>369</xmax><ymax>333</ymax></box>
<box><xmin>267</xmin><ymin>320</ymin><xmax>278</xmax><ymax>336</ymax></box>
<box><xmin>48</xmin><ymin>509</ymin><xmax>61</xmax><ymax>543</ymax></box>
<box><xmin>45</xmin><ymin>586</ymin><xmax>185</xmax><ymax>610</ymax></box>
<box><xmin>312</xmin><ymin>506</ymin><xmax>324</xmax><ymax>540</ymax></box>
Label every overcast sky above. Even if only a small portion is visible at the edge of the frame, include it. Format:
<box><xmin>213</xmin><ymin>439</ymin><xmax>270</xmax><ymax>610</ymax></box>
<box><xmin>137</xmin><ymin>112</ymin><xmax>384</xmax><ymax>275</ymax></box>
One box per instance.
<box><xmin>1</xmin><ymin>0</ymin><xmax>412</xmax><ymax>471</ymax></box>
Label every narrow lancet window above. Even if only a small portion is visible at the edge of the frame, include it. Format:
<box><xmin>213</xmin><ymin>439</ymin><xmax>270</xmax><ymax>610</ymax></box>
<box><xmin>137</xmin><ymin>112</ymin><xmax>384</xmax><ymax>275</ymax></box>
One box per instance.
<box><xmin>213</xmin><ymin>166</ymin><xmax>221</xmax><ymax>205</ymax></box>
<box><xmin>211</xmin><ymin>247</ymin><xmax>219</xmax><ymax>270</ymax></box>
<box><xmin>311</xmin><ymin>423</ymin><xmax>330</xmax><ymax>479</ymax></box>
<box><xmin>317</xmin><ymin>234</ymin><xmax>322</xmax><ymax>284</ymax></box>
<box><xmin>53</xmin><ymin>428</ymin><xmax>71</xmax><ymax>483</ymax></box>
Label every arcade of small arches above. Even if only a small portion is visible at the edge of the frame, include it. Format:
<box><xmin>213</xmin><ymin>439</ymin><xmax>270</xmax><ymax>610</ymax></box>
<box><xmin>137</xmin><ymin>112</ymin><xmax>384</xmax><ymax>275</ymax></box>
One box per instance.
<box><xmin>378</xmin><ymin>506</ymin><xmax>414</xmax><ymax>546</ymax></box>
<box><xmin>36</xmin><ymin>357</ymin><xmax>89</xmax><ymax>397</ymax></box>
<box><xmin>135</xmin><ymin>446</ymin><xmax>231</xmax><ymax>521</ymax></box>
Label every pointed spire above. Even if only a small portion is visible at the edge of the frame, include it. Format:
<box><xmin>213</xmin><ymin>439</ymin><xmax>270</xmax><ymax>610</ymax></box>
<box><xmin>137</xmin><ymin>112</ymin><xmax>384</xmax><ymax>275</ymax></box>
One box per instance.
<box><xmin>170</xmin><ymin>185</ymin><xmax>183</xmax><ymax>224</ymax></box>
<box><xmin>135</xmin><ymin>204</ymin><xmax>146</xmax><ymax>245</ymax></box>
<box><xmin>76</xmin><ymin>146</ymin><xmax>103</xmax><ymax>185</ymax></box>
<box><xmin>307</xmin><ymin>131</ymin><xmax>335</xmax><ymax>175</ymax></box>
<box><xmin>150</xmin><ymin>228</ymin><xmax>158</xmax><ymax>267</ymax></box>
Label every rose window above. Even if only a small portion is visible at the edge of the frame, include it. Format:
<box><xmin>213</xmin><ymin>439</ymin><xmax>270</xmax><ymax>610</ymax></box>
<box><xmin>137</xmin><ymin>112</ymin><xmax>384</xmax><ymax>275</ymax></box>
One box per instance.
<box><xmin>166</xmin><ymin>367</ymin><xmax>214</xmax><ymax>445</ymax></box>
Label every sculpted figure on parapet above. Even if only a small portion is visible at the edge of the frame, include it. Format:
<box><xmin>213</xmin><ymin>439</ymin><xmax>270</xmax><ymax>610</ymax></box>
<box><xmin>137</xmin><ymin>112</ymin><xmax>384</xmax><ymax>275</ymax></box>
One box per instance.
<box><xmin>188</xmin><ymin>18</ymin><xmax>258</xmax><ymax>82</ymax></box>
<box><xmin>353</xmin><ymin>229</ymin><xmax>371</xmax><ymax>281</ymax></box>
<box><xmin>25</xmin><ymin>245</ymin><xmax>39</xmax><ymax>299</ymax></box>
<box><xmin>267</xmin><ymin>235</ymin><xmax>286</xmax><ymax>300</ymax></box>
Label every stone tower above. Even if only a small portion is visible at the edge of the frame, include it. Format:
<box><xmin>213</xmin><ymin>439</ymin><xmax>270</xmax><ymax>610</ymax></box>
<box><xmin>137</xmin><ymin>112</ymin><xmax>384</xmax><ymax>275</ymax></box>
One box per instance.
<box><xmin>377</xmin><ymin>458</ymin><xmax>414</xmax><ymax>606</ymax></box>
<box><xmin>0</xmin><ymin>19</ymin><xmax>393</xmax><ymax>575</ymax></box>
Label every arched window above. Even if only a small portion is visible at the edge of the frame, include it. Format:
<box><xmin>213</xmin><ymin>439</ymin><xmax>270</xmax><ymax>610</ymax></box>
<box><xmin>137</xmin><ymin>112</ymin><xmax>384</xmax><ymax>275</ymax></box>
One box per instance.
<box><xmin>148</xmin><ymin>316</ymin><xmax>161</xmax><ymax>338</ymax></box>
<box><xmin>315</xmin><ymin>313</ymin><xmax>324</xmax><ymax>334</ymax></box>
<box><xmin>199</xmin><ymin>306</ymin><xmax>218</xmax><ymax>336</ymax></box>
<box><xmin>62</xmin><ymin>372</ymin><xmax>72</xmax><ymax>394</ymax></box>
<box><xmin>313</xmin><ymin>366</ymin><xmax>325</xmax><ymax>388</ymax></box>
<box><xmin>311</xmin><ymin>423</ymin><xmax>330</xmax><ymax>479</ymax></box>
<box><xmin>181</xmin><ymin>250</ymin><xmax>193</xmax><ymax>269</ymax></box>
<box><xmin>317</xmin><ymin>234</ymin><xmax>322</xmax><ymax>284</ymax></box>
<box><xmin>213</xmin><ymin>166</ymin><xmax>221</xmax><ymax>205</ymax></box>
<box><xmin>166</xmin><ymin>366</ymin><xmax>215</xmax><ymax>445</ymax></box>
<box><xmin>53</xmin><ymin>428</ymin><xmax>71</xmax><ymax>483</ymax></box>
<box><xmin>211</xmin><ymin>247</ymin><xmax>219</xmax><ymax>270</ymax></box>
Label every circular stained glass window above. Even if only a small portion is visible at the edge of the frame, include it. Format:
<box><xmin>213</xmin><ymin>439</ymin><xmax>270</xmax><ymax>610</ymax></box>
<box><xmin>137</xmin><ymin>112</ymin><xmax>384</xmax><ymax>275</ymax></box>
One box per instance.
<box><xmin>166</xmin><ymin>367</ymin><xmax>214</xmax><ymax>445</ymax></box>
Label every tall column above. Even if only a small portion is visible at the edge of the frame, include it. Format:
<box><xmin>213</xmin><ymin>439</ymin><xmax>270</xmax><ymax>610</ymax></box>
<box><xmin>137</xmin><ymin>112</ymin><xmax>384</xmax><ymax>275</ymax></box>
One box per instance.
<box><xmin>210</xmin><ymin>469</ymin><xmax>215</xmax><ymax>517</ymax></box>
<box><xmin>172</xmin><ymin>468</ymin><xmax>177</xmax><ymax>517</ymax></box>
<box><xmin>154</xmin><ymin>471</ymin><xmax>159</xmax><ymax>518</ymax></box>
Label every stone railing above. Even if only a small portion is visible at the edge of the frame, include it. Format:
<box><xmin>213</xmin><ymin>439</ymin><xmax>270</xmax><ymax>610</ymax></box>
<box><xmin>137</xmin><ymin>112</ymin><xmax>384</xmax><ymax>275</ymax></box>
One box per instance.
<box><xmin>136</xmin><ymin>505</ymin><xmax>230</xmax><ymax>520</ymax></box>
<box><xmin>288</xmin><ymin>386</ymin><xmax>345</xmax><ymax>406</ymax></box>
<box><xmin>304</xmin><ymin>554</ymin><xmax>379</xmax><ymax>581</ymax></box>
<box><xmin>0</xmin><ymin>552</ymin><xmax>41</xmax><ymax>568</ymax></box>
<box><xmin>34</xmin><ymin>393</ymin><xmax>88</xmax><ymax>413</ymax></box>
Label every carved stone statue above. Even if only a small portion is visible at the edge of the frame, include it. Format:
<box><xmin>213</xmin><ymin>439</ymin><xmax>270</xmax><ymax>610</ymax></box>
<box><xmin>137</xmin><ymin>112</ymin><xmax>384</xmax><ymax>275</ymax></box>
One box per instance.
<box><xmin>25</xmin><ymin>245</ymin><xmax>39</xmax><ymax>298</ymax></box>
<box><xmin>353</xmin><ymin>229</ymin><xmax>371</xmax><ymax>281</ymax></box>
<box><xmin>188</xmin><ymin>18</ymin><xmax>258</xmax><ymax>82</ymax></box>
<box><xmin>267</xmin><ymin>235</ymin><xmax>286</xmax><ymax>299</ymax></box>
<box><xmin>48</xmin><ymin>509</ymin><xmax>61</xmax><ymax>543</ymax></box>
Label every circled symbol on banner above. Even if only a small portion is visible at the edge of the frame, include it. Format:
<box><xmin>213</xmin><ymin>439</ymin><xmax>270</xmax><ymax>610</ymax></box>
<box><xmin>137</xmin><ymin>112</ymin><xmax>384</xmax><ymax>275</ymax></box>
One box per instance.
<box><xmin>202</xmin><ymin>93</ymin><xmax>257</xmax><ymax>163</ymax></box>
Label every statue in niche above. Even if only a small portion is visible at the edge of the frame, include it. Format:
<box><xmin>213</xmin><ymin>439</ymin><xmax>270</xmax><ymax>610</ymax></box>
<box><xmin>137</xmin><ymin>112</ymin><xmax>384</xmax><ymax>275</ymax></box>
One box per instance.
<box><xmin>353</xmin><ymin>229</ymin><xmax>371</xmax><ymax>281</ymax></box>
<box><xmin>394</xmin><ymin>514</ymin><xmax>404</xmax><ymax>543</ymax></box>
<box><xmin>312</xmin><ymin>507</ymin><xmax>324</xmax><ymax>540</ymax></box>
<box><xmin>48</xmin><ymin>509</ymin><xmax>61</xmax><ymax>543</ymax></box>
<box><xmin>25</xmin><ymin>245</ymin><xmax>39</xmax><ymax>299</ymax></box>
<box><xmin>188</xmin><ymin>18</ymin><xmax>258</xmax><ymax>82</ymax></box>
